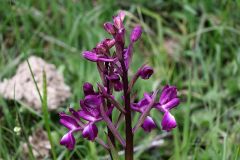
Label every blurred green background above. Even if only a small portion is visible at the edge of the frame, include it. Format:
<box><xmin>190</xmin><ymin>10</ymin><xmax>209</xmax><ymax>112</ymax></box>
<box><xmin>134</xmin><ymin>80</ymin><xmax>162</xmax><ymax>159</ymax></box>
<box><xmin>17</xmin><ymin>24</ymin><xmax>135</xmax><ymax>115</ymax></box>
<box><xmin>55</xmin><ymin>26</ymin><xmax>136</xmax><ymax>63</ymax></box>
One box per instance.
<box><xmin>1</xmin><ymin>0</ymin><xmax>240</xmax><ymax>159</ymax></box>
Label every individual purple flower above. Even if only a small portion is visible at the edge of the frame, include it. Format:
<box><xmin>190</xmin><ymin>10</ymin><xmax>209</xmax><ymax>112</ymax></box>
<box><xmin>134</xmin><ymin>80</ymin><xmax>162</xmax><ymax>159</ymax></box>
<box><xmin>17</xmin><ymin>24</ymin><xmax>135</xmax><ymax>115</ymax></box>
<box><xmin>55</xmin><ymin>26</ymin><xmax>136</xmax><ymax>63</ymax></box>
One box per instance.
<box><xmin>76</xmin><ymin>88</ymin><xmax>113</xmax><ymax>141</ymax></box>
<box><xmin>138</xmin><ymin>65</ymin><xmax>154</xmax><ymax>79</ymax></box>
<box><xmin>131</xmin><ymin>93</ymin><xmax>157</xmax><ymax>132</ymax></box>
<box><xmin>161</xmin><ymin>111</ymin><xmax>177</xmax><ymax>131</ymax></box>
<box><xmin>130</xmin><ymin>25</ymin><xmax>142</xmax><ymax>43</ymax></box>
<box><xmin>154</xmin><ymin>85</ymin><xmax>180</xmax><ymax>131</ymax></box>
<box><xmin>155</xmin><ymin>85</ymin><xmax>180</xmax><ymax>112</ymax></box>
<box><xmin>83</xmin><ymin>51</ymin><xmax>116</xmax><ymax>62</ymax></box>
<box><xmin>59</xmin><ymin>113</ymin><xmax>82</xmax><ymax>150</ymax></box>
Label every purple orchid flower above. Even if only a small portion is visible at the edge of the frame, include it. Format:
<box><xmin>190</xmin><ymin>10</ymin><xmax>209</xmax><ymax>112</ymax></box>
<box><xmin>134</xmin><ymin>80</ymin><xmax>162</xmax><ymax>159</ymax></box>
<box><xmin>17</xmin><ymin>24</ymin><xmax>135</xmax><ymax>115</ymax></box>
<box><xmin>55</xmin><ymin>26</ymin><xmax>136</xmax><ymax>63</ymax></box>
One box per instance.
<box><xmin>155</xmin><ymin>85</ymin><xmax>180</xmax><ymax>131</ymax></box>
<box><xmin>59</xmin><ymin>112</ymin><xmax>82</xmax><ymax>150</ymax></box>
<box><xmin>60</xmin><ymin>11</ymin><xmax>182</xmax><ymax>158</ymax></box>
<box><xmin>131</xmin><ymin>93</ymin><xmax>157</xmax><ymax>132</ymax></box>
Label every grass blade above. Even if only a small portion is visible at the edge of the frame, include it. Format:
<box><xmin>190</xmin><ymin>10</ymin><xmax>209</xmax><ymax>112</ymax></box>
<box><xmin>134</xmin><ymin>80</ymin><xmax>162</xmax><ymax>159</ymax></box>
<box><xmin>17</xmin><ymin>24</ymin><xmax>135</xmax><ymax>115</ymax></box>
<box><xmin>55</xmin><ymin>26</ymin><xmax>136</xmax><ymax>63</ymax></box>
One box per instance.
<box><xmin>42</xmin><ymin>70</ymin><xmax>57</xmax><ymax>160</ymax></box>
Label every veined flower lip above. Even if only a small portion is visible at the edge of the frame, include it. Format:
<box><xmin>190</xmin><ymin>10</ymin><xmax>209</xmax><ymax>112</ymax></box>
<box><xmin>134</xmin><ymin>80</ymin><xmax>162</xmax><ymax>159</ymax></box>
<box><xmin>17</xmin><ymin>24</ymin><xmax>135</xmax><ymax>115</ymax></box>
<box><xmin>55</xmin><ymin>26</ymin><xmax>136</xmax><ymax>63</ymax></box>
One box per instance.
<box><xmin>82</xmin><ymin>123</ymin><xmax>98</xmax><ymax>141</ymax></box>
<box><xmin>161</xmin><ymin>111</ymin><xmax>177</xmax><ymax>131</ymax></box>
<box><xmin>159</xmin><ymin>85</ymin><xmax>177</xmax><ymax>105</ymax></box>
<box><xmin>60</xmin><ymin>131</ymin><xmax>75</xmax><ymax>150</ymax></box>
<box><xmin>141</xmin><ymin>116</ymin><xmax>157</xmax><ymax>132</ymax></box>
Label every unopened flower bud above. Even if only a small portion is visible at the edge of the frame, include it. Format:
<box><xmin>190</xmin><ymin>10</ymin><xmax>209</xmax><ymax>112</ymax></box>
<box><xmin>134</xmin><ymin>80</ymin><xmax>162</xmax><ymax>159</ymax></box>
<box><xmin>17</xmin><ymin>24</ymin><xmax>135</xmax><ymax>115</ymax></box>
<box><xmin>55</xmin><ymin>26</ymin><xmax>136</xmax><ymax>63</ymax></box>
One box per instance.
<box><xmin>138</xmin><ymin>65</ymin><xmax>154</xmax><ymax>79</ymax></box>
<box><xmin>103</xmin><ymin>38</ymin><xmax>115</xmax><ymax>48</ymax></box>
<box><xmin>83</xmin><ymin>82</ymin><xmax>95</xmax><ymax>96</ymax></box>
<box><xmin>96</xmin><ymin>43</ymin><xmax>108</xmax><ymax>54</ymax></box>
<box><xmin>83</xmin><ymin>51</ymin><xmax>98</xmax><ymax>62</ymax></box>
<box><xmin>130</xmin><ymin>25</ymin><xmax>142</xmax><ymax>43</ymax></box>
<box><xmin>104</xmin><ymin>22</ymin><xmax>116</xmax><ymax>34</ymax></box>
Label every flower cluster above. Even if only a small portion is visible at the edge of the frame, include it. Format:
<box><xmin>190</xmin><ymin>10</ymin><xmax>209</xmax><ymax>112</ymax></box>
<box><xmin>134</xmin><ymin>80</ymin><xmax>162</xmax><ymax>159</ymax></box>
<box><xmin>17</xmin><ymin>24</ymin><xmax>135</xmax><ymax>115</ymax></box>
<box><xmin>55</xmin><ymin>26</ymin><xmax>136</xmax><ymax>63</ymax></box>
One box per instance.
<box><xmin>59</xmin><ymin>11</ymin><xmax>181</xmax><ymax>154</ymax></box>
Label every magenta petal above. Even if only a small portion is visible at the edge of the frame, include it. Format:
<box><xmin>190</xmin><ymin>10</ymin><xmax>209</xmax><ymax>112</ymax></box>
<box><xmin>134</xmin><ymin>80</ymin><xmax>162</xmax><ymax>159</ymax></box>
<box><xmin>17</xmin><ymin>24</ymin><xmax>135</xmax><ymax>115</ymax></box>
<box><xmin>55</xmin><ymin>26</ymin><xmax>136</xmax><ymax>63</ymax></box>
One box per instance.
<box><xmin>141</xmin><ymin>116</ymin><xmax>157</xmax><ymax>132</ymax></box>
<box><xmin>82</xmin><ymin>123</ymin><xmax>98</xmax><ymax>141</ymax></box>
<box><xmin>160</xmin><ymin>85</ymin><xmax>177</xmax><ymax>105</ymax></box>
<box><xmin>130</xmin><ymin>25</ymin><xmax>142</xmax><ymax>42</ymax></box>
<box><xmin>83</xmin><ymin>51</ymin><xmax>98</xmax><ymax>62</ymax></box>
<box><xmin>113</xmin><ymin>13</ymin><xmax>124</xmax><ymax>29</ymax></box>
<box><xmin>69</xmin><ymin>108</ymin><xmax>81</xmax><ymax>119</ymax></box>
<box><xmin>118</xmin><ymin>11</ymin><xmax>125</xmax><ymax>21</ymax></box>
<box><xmin>161</xmin><ymin>112</ymin><xmax>177</xmax><ymax>131</ymax></box>
<box><xmin>84</xmin><ymin>95</ymin><xmax>102</xmax><ymax>108</ymax></box>
<box><xmin>78</xmin><ymin>110</ymin><xmax>96</xmax><ymax>122</ymax></box>
<box><xmin>97</xmin><ymin>57</ymin><xmax>116</xmax><ymax>62</ymax></box>
<box><xmin>59</xmin><ymin>113</ymin><xmax>79</xmax><ymax>130</ymax></box>
<box><xmin>60</xmin><ymin>131</ymin><xmax>75</xmax><ymax>150</ymax></box>
<box><xmin>163</xmin><ymin>98</ymin><xmax>180</xmax><ymax>110</ymax></box>
<box><xmin>104</xmin><ymin>22</ymin><xmax>116</xmax><ymax>34</ymax></box>
<box><xmin>103</xmin><ymin>38</ymin><xmax>115</xmax><ymax>48</ymax></box>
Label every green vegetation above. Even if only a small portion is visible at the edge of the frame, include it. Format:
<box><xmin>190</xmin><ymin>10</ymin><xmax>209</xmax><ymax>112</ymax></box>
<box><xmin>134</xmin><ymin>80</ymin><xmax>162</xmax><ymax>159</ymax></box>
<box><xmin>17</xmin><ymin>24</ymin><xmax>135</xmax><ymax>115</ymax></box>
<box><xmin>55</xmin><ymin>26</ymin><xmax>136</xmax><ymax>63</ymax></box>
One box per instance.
<box><xmin>0</xmin><ymin>0</ymin><xmax>240</xmax><ymax>159</ymax></box>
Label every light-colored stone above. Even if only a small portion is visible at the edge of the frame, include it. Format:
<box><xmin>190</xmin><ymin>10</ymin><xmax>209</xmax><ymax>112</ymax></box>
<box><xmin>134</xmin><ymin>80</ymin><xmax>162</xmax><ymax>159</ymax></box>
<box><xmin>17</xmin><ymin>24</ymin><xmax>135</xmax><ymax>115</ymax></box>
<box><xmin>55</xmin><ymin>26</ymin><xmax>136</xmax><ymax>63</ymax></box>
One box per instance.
<box><xmin>22</xmin><ymin>128</ymin><xmax>51</xmax><ymax>159</ymax></box>
<box><xmin>0</xmin><ymin>56</ymin><xmax>71</xmax><ymax>111</ymax></box>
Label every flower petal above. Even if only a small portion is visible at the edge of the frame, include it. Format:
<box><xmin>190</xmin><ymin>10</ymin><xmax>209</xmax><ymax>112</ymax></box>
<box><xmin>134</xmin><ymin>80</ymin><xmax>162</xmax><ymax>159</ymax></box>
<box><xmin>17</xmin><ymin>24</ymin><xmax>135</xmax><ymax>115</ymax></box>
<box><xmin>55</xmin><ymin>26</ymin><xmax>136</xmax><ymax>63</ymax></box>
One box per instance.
<box><xmin>141</xmin><ymin>116</ymin><xmax>157</xmax><ymax>132</ymax></box>
<box><xmin>60</xmin><ymin>131</ymin><xmax>75</xmax><ymax>150</ymax></box>
<box><xmin>82</xmin><ymin>123</ymin><xmax>98</xmax><ymax>141</ymax></box>
<box><xmin>163</xmin><ymin>98</ymin><xmax>180</xmax><ymax>110</ymax></box>
<box><xmin>78</xmin><ymin>110</ymin><xmax>97</xmax><ymax>122</ymax></box>
<box><xmin>83</xmin><ymin>51</ymin><xmax>98</xmax><ymax>62</ymax></box>
<box><xmin>59</xmin><ymin>113</ymin><xmax>79</xmax><ymax>130</ymax></box>
<box><xmin>130</xmin><ymin>25</ymin><xmax>142</xmax><ymax>43</ymax></box>
<box><xmin>160</xmin><ymin>85</ymin><xmax>177</xmax><ymax>105</ymax></box>
<box><xmin>84</xmin><ymin>95</ymin><xmax>102</xmax><ymax>108</ymax></box>
<box><xmin>161</xmin><ymin>112</ymin><xmax>177</xmax><ymax>131</ymax></box>
<box><xmin>104</xmin><ymin>22</ymin><xmax>116</xmax><ymax>34</ymax></box>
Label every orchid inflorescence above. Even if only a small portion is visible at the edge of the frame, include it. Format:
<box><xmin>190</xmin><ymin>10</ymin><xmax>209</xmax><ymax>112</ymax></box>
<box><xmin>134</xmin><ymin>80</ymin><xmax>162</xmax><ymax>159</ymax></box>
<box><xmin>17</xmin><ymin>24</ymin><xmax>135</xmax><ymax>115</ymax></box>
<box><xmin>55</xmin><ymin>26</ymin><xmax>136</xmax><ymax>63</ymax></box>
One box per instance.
<box><xmin>59</xmin><ymin>11</ymin><xmax>181</xmax><ymax>159</ymax></box>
